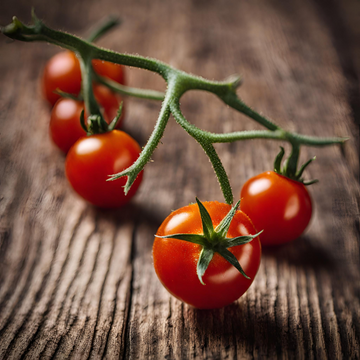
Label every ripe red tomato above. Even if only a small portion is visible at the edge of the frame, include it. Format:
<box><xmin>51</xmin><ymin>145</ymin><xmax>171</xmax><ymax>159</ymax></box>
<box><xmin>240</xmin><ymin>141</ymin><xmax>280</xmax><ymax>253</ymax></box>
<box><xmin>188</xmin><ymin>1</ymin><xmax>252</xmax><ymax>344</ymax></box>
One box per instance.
<box><xmin>50</xmin><ymin>84</ymin><xmax>123</xmax><ymax>153</ymax></box>
<box><xmin>240</xmin><ymin>171</ymin><xmax>312</xmax><ymax>246</ymax></box>
<box><xmin>65</xmin><ymin>130</ymin><xmax>143</xmax><ymax>208</ymax></box>
<box><xmin>50</xmin><ymin>98</ymin><xmax>85</xmax><ymax>153</ymax></box>
<box><xmin>153</xmin><ymin>201</ymin><xmax>261</xmax><ymax>309</ymax></box>
<box><xmin>42</xmin><ymin>51</ymin><xmax>82</xmax><ymax>106</ymax></box>
<box><xmin>42</xmin><ymin>51</ymin><xmax>125</xmax><ymax>106</ymax></box>
<box><xmin>92</xmin><ymin>59</ymin><xmax>125</xmax><ymax>85</ymax></box>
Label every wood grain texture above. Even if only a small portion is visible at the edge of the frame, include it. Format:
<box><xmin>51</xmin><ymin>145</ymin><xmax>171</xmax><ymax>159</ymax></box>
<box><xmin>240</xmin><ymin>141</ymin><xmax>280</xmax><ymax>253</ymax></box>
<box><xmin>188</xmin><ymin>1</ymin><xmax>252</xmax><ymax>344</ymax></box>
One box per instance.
<box><xmin>0</xmin><ymin>0</ymin><xmax>359</xmax><ymax>359</ymax></box>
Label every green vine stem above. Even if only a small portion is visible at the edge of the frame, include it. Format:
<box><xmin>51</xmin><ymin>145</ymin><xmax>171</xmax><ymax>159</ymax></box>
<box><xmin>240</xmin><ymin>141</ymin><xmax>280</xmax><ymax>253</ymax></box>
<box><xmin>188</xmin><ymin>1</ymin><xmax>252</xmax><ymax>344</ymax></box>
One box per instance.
<box><xmin>1</xmin><ymin>12</ymin><xmax>348</xmax><ymax>204</ymax></box>
<box><xmin>78</xmin><ymin>56</ymin><xmax>104</xmax><ymax>124</ymax></box>
<box><xmin>86</xmin><ymin>16</ymin><xmax>120</xmax><ymax>43</ymax></box>
<box><xmin>108</xmin><ymin>80</ymin><xmax>173</xmax><ymax>194</ymax></box>
<box><xmin>170</xmin><ymin>100</ymin><xmax>234</xmax><ymax>204</ymax></box>
<box><xmin>94</xmin><ymin>74</ymin><xmax>165</xmax><ymax>101</ymax></box>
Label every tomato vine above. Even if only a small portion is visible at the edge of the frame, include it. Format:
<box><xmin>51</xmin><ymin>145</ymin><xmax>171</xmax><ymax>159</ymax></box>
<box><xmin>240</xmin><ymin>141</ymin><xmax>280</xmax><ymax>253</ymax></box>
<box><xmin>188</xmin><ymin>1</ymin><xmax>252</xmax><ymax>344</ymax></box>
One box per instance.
<box><xmin>1</xmin><ymin>10</ymin><xmax>347</xmax><ymax>205</ymax></box>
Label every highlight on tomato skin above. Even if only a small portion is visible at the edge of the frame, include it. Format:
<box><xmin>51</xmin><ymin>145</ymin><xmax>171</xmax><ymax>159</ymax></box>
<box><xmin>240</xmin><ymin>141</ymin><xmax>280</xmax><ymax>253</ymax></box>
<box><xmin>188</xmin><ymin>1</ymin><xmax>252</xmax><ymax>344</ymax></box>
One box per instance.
<box><xmin>49</xmin><ymin>98</ymin><xmax>85</xmax><ymax>154</ymax></box>
<box><xmin>49</xmin><ymin>85</ymin><xmax>124</xmax><ymax>154</ymax></box>
<box><xmin>42</xmin><ymin>51</ymin><xmax>126</xmax><ymax>106</ymax></box>
<box><xmin>42</xmin><ymin>51</ymin><xmax>82</xmax><ymax>106</ymax></box>
<box><xmin>65</xmin><ymin>130</ymin><xmax>143</xmax><ymax>208</ymax></box>
<box><xmin>153</xmin><ymin>201</ymin><xmax>262</xmax><ymax>309</ymax></box>
<box><xmin>240</xmin><ymin>171</ymin><xmax>312</xmax><ymax>246</ymax></box>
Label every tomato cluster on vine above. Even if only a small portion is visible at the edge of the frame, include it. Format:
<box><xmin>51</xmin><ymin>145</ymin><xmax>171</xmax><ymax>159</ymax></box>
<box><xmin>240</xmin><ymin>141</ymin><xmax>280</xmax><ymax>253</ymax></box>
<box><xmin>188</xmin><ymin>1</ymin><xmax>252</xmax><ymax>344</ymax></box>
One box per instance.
<box><xmin>43</xmin><ymin>51</ymin><xmax>143</xmax><ymax>208</ymax></box>
<box><xmin>43</xmin><ymin>50</ymin><xmax>314</xmax><ymax>309</ymax></box>
<box><xmin>22</xmin><ymin>16</ymin><xmax>320</xmax><ymax>310</ymax></box>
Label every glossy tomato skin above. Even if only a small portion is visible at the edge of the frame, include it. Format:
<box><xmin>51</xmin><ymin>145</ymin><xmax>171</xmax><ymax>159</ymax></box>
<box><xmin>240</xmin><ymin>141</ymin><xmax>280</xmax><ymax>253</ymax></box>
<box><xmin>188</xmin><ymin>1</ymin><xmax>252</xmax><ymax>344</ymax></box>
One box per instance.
<box><xmin>153</xmin><ymin>202</ymin><xmax>261</xmax><ymax>309</ymax></box>
<box><xmin>92</xmin><ymin>59</ymin><xmax>125</xmax><ymax>85</ymax></box>
<box><xmin>50</xmin><ymin>98</ymin><xmax>85</xmax><ymax>153</ymax></box>
<box><xmin>42</xmin><ymin>51</ymin><xmax>82</xmax><ymax>106</ymax></box>
<box><xmin>42</xmin><ymin>52</ymin><xmax>125</xmax><ymax>106</ymax></box>
<box><xmin>50</xmin><ymin>85</ymin><xmax>123</xmax><ymax>153</ymax></box>
<box><xmin>65</xmin><ymin>130</ymin><xmax>143</xmax><ymax>208</ymax></box>
<box><xmin>240</xmin><ymin>171</ymin><xmax>312</xmax><ymax>246</ymax></box>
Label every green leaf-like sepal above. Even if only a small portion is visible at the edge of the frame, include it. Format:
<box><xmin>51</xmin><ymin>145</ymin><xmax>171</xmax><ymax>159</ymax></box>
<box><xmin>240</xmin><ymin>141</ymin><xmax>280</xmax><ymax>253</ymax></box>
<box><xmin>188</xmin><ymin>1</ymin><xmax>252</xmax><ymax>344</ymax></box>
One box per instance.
<box><xmin>303</xmin><ymin>179</ymin><xmax>319</xmax><ymax>186</ymax></box>
<box><xmin>155</xmin><ymin>233</ymin><xmax>208</xmax><ymax>247</ymax></box>
<box><xmin>296</xmin><ymin>156</ymin><xmax>316</xmax><ymax>179</ymax></box>
<box><xmin>273</xmin><ymin>147</ymin><xmax>319</xmax><ymax>186</ymax></box>
<box><xmin>215</xmin><ymin>200</ymin><xmax>240</xmax><ymax>238</ymax></box>
<box><xmin>217</xmin><ymin>248</ymin><xmax>250</xmax><ymax>279</ymax></box>
<box><xmin>224</xmin><ymin>230</ymin><xmax>263</xmax><ymax>248</ymax></box>
<box><xmin>80</xmin><ymin>110</ymin><xmax>88</xmax><ymax>133</ymax></box>
<box><xmin>87</xmin><ymin>114</ymin><xmax>104</xmax><ymax>135</ymax></box>
<box><xmin>155</xmin><ymin>198</ymin><xmax>261</xmax><ymax>285</ymax></box>
<box><xmin>197</xmin><ymin>248</ymin><xmax>214</xmax><ymax>285</ymax></box>
<box><xmin>196</xmin><ymin>198</ymin><xmax>215</xmax><ymax>239</ymax></box>
<box><xmin>274</xmin><ymin>146</ymin><xmax>285</xmax><ymax>173</ymax></box>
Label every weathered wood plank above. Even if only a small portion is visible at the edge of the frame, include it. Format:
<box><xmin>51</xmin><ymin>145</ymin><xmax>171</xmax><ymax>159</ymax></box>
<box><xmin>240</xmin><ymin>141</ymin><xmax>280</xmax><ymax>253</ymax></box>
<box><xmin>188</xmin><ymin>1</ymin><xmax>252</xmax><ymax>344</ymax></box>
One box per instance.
<box><xmin>0</xmin><ymin>0</ymin><xmax>359</xmax><ymax>359</ymax></box>
<box><xmin>122</xmin><ymin>0</ymin><xmax>360</xmax><ymax>358</ymax></box>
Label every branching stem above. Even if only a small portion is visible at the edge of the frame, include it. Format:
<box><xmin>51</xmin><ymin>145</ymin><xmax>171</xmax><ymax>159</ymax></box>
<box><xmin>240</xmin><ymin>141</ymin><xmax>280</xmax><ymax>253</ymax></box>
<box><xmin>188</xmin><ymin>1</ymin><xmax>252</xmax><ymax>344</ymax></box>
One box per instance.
<box><xmin>1</xmin><ymin>13</ymin><xmax>348</xmax><ymax>204</ymax></box>
<box><xmin>94</xmin><ymin>74</ymin><xmax>165</xmax><ymax>101</ymax></box>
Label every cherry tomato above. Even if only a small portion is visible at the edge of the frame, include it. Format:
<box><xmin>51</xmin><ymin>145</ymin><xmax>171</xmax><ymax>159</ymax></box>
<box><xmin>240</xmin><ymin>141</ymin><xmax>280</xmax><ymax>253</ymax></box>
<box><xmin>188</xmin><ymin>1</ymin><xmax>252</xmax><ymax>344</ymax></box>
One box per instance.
<box><xmin>50</xmin><ymin>98</ymin><xmax>85</xmax><ymax>153</ymax></box>
<box><xmin>42</xmin><ymin>51</ymin><xmax>125</xmax><ymax>106</ymax></box>
<box><xmin>50</xmin><ymin>84</ymin><xmax>123</xmax><ymax>153</ymax></box>
<box><xmin>240</xmin><ymin>171</ymin><xmax>312</xmax><ymax>246</ymax></box>
<box><xmin>65</xmin><ymin>130</ymin><xmax>143</xmax><ymax>208</ymax></box>
<box><xmin>153</xmin><ymin>201</ymin><xmax>261</xmax><ymax>309</ymax></box>
<box><xmin>92</xmin><ymin>59</ymin><xmax>125</xmax><ymax>85</ymax></box>
<box><xmin>42</xmin><ymin>51</ymin><xmax>82</xmax><ymax>106</ymax></box>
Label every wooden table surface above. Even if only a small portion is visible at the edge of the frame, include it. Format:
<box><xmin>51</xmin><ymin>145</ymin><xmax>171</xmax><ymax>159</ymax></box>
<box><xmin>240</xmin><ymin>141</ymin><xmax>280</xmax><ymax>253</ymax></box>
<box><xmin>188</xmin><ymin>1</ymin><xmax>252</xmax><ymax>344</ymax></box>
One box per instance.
<box><xmin>1</xmin><ymin>0</ymin><xmax>359</xmax><ymax>359</ymax></box>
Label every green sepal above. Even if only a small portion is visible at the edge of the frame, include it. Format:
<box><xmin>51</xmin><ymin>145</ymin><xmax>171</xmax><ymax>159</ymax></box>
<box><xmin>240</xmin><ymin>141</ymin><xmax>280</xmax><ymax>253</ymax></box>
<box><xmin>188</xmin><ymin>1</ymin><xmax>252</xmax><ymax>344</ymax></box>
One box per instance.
<box><xmin>79</xmin><ymin>110</ymin><xmax>88</xmax><ymax>133</ymax></box>
<box><xmin>215</xmin><ymin>200</ymin><xmax>240</xmax><ymax>238</ymax></box>
<box><xmin>197</xmin><ymin>248</ymin><xmax>214</xmax><ymax>285</ymax></box>
<box><xmin>224</xmin><ymin>230</ymin><xmax>263</xmax><ymax>248</ymax></box>
<box><xmin>273</xmin><ymin>147</ymin><xmax>319</xmax><ymax>186</ymax></box>
<box><xmin>71</xmin><ymin>94</ymin><xmax>122</xmax><ymax>135</ymax></box>
<box><xmin>108</xmin><ymin>101</ymin><xmax>123</xmax><ymax>131</ymax></box>
<box><xmin>196</xmin><ymin>198</ymin><xmax>215</xmax><ymax>239</ymax></box>
<box><xmin>296</xmin><ymin>156</ymin><xmax>316</xmax><ymax>179</ymax></box>
<box><xmin>155</xmin><ymin>198</ymin><xmax>259</xmax><ymax>285</ymax></box>
<box><xmin>274</xmin><ymin>146</ymin><xmax>285</xmax><ymax>173</ymax></box>
<box><xmin>155</xmin><ymin>233</ymin><xmax>208</xmax><ymax>247</ymax></box>
<box><xmin>87</xmin><ymin>114</ymin><xmax>106</xmax><ymax>135</ymax></box>
<box><xmin>303</xmin><ymin>179</ymin><xmax>319</xmax><ymax>186</ymax></box>
<box><xmin>283</xmin><ymin>145</ymin><xmax>299</xmax><ymax>178</ymax></box>
<box><xmin>217</xmin><ymin>248</ymin><xmax>250</xmax><ymax>279</ymax></box>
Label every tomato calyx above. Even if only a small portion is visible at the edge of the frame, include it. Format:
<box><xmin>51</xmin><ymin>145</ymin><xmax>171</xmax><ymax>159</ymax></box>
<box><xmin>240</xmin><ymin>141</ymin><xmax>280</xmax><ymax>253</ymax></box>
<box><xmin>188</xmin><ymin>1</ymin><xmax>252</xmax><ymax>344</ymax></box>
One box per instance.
<box><xmin>80</xmin><ymin>101</ymin><xmax>123</xmax><ymax>136</ymax></box>
<box><xmin>155</xmin><ymin>198</ymin><xmax>262</xmax><ymax>285</ymax></box>
<box><xmin>274</xmin><ymin>146</ymin><xmax>319</xmax><ymax>185</ymax></box>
